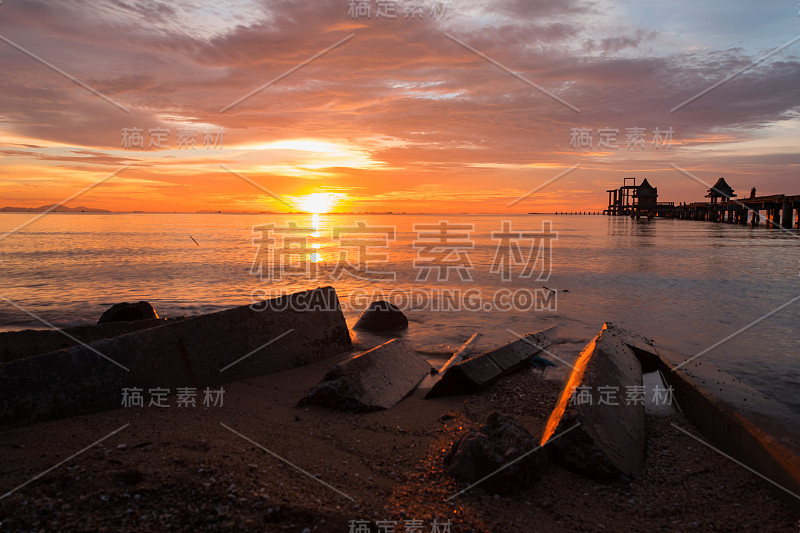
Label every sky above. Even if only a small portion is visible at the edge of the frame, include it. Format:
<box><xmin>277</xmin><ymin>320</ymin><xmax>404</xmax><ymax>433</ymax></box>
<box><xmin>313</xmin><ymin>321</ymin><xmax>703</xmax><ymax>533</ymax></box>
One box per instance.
<box><xmin>0</xmin><ymin>0</ymin><xmax>798</xmax><ymax>213</ymax></box>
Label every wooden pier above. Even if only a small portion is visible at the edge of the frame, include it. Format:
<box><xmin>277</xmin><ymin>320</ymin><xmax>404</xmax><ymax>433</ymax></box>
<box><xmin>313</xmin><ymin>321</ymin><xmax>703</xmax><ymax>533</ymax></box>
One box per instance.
<box><xmin>604</xmin><ymin>178</ymin><xmax>800</xmax><ymax>229</ymax></box>
<box><xmin>669</xmin><ymin>194</ymin><xmax>800</xmax><ymax>228</ymax></box>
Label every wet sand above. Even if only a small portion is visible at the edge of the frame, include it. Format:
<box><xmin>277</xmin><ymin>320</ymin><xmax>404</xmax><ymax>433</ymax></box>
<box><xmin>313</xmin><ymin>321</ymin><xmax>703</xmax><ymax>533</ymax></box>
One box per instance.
<box><xmin>0</xmin><ymin>351</ymin><xmax>798</xmax><ymax>532</ymax></box>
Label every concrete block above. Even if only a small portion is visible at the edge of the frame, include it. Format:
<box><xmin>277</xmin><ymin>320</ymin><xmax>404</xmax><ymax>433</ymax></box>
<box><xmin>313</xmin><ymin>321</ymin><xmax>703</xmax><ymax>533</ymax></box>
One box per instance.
<box><xmin>299</xmin><ymin>338</ymin><xmax>431</xmax><ymax>412</ymax></box>
<box><xmin>0</xmin><ymin>287</ymin><xmax>352</xmax><ymax>430</ymax></box>
<box><xmin>654</xmin><ymin>347</ymin><xmax>800</xmax><ymax>505</ymax></box>
<box><xmin>426</xmin><ymin>328</ymin><xmax>553</xmax><ymax>398</ymax></box>
<box><xmin>541</xmin><ymin>328</ymin><xmax>646</xmax><ymax>480</ymax></box>
<box><xmin>0</xmin><ymin>319</ymin><xmax>169</xmax><ymax>364</ymax></box>
<box><xmin>437</xmin><ymin>332</ymin><xmax>482</xmax><ymax>374</ymax></box>
<box><xmin>603</xmin><ymin>322</ymin><xmax>659</xmax><ymax>372</ymax></box>
<box><xmin>426</xmin><ymin>353</ymin><xmax>504</xmax><ymax>398</ymax></box>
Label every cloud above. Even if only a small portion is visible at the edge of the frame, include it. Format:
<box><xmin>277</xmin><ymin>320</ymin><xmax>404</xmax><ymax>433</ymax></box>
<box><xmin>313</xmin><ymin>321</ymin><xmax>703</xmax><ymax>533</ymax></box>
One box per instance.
<box><xmin>1</xmin><ymin>0</ymin><xmax>798</xmax><ymax>211</ymax></box>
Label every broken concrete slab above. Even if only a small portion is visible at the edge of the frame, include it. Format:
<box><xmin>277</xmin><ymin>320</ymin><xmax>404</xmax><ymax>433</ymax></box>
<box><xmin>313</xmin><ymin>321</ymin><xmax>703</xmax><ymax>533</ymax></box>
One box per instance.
<box><xmin>425</xmin><ymin>353</ymin><xmax>503</xmax><ymax>399</ymax></box>
<box><xmin>0</xmin><ymin>318</ymin><xmax>170</xmax><ymax>364</ymax></box>
<box><xmin>0</xmin><ymin>287</ymin><xmax>352</xmax><ymax>430</ymax></box>
<box><xmin>416</xmin><ymin>333</ymin><xmax>483</xmax><ymax>396</ymax></box>
<box><xmin>437</xmin><ymin>332</ymin><xmax>483</xmax><ymax>374</ymax></box>
<box><xmin>488</xmin><ymin>327</ymin><xmax>554</xmax><ymax>372</ymax></box>
<box><xmin>654</xmin><ymin>347</ymin><xmax>800</xmax><ymax>505</ymax></box>
<box><xmin>603</xmin><ymin>322</ymin><xmax>659</xmax><ymax>372</ymax></box>
<box><xmin>541</xmin><ymin>328</ymin><xmax>646</xmax><ymax>481</ymax></box>
<box><xmin>299</xmin><ymin>338</ymin><xmax>431</xmax><ymax>412</ymax></box>
<box><xmin>425</xmin><ymin>327</ymin><xmax>554</xmax><ymax>399</ymax></box>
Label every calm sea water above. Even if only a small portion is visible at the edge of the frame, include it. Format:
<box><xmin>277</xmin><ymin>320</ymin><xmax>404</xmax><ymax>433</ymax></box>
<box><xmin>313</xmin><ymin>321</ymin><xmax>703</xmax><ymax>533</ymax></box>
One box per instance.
<box><xmin>1</xmin><ymin>213</ymin><xmax>798</xmax><ymax>412</ymax></box>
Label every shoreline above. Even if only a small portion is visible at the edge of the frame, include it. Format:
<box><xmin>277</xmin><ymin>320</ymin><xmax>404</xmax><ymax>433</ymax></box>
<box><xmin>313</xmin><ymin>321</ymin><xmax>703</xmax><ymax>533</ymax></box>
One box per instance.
<box><xmin>1</xmin><ymin>333</ymin><xmax>798</xmax><ymax>531</ymax></box>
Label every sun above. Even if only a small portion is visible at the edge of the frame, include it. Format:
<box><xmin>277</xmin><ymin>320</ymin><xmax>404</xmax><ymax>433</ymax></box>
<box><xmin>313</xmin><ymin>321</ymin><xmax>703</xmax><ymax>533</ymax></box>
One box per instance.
<box><xmin>297</xmin><ymin>192</ymin><xmax>341</xmax><ymax>214</ymax></box>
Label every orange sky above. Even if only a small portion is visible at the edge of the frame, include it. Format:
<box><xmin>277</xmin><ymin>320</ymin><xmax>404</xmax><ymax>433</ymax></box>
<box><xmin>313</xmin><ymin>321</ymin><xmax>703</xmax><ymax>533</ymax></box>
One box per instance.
<box><xmin>1</xmin><ymin>1</ymin><xmax>799</xmax><ymax>213</ymax></box>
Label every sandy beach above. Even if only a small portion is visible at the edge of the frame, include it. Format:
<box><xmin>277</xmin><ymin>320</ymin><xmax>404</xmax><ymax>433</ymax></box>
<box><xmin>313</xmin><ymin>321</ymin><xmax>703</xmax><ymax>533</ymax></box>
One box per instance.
<box><xmin>3</xmin><ymin>0</ymin><xmax>800</xmax><ymax>530</ymax></box>
<box><xmin>1</xmin><ymin>344</ymin><xmax>797</xmax><ymax>532</ymax></box>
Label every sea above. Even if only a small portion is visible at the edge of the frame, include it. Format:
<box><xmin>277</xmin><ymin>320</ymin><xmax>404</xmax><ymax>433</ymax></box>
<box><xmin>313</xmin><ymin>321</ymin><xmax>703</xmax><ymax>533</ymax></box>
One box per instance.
<box><xmin>1</xmin><ymin>213</ymin><xmax>798</xmax><ymax>412</ymax></box>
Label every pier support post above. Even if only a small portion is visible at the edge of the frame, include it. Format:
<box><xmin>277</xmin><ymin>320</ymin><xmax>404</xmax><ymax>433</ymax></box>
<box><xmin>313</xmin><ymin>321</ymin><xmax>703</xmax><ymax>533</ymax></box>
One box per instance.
<box><xmin>782</xmin><ymin>198</ymin><xmax>793</xmax><ymax>229</ymax></box>
<box><xmin>771</xmin><ymin>206</ymin><xmax>782</xmax><ymax>228</ymax></box>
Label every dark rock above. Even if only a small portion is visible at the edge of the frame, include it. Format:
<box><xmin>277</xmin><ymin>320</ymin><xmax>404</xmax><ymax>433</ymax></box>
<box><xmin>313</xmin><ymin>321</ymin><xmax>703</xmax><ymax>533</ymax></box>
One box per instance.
<box><xmin>98</xmin><ymin>301</ymin><xmax>159</xmax><ymax>324</ymax></box>
<box><xmin>353</xmin><ymin>300</ymin><xmax>408</xmax><ymax>332</ymax></box>
<box><xmin>445</xmin><ymin>412</ymin><xmax>545</xmax><ymax>494</ymax></box>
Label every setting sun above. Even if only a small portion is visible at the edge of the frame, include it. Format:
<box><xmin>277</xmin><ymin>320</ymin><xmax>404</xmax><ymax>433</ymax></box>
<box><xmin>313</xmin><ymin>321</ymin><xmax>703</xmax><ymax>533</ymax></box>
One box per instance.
<box><xmin>296</xmin><ymin>193</ymin><xmax>342</xmax><ymax>214</ymax></box>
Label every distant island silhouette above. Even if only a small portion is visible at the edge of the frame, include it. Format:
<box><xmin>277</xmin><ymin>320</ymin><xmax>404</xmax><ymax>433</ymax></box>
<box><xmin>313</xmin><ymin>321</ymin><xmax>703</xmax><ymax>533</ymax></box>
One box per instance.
<box><xmin>0</xmin><ymin>204</ymin><xmax>111</xmax><ymax>213</ymax></box>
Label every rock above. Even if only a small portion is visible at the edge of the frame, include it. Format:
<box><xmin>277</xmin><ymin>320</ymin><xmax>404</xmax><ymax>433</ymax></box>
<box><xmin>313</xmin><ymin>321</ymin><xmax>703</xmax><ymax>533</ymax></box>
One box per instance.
<box><xmin>299</xmin><ymin>338</ymin><xmax>430</xmax><ymax>412</ymax></box>
<box><xmin>353</xmin><ymin>300</ymin><xmax>408</xmax><ymax>332</ymax></box>
<box><xmin>98</xmin><ymin>301</ymin><xmax>159</xmax><ymax>324</ymax></box>
<box><xmin>426</xmin><ymin>327</ymin><xmax>554</xmax><ymax>398</ymax></box>
<box><xmin>541</xmin><ymin>328</ymin><xmax>646</xmax><ymax>480</ymax></box>
<box><xmin>445</xmin><ymin>412</ymin><xmax>545</xmax><ymax>494</ymax></box>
